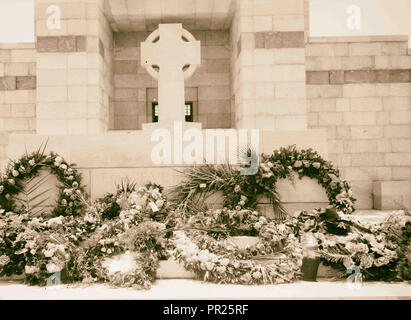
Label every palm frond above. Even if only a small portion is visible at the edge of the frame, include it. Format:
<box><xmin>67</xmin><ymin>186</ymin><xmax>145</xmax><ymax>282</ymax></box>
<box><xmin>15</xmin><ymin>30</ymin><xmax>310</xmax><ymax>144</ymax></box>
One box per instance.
<box><xmin>15</xmin><ymin>170</ymin><xmax>51</xmax><ymax>216</ymax></box>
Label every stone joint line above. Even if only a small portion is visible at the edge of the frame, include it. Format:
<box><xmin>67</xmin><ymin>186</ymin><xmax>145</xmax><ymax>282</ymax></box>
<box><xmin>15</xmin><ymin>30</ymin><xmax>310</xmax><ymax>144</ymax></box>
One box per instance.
<box><xmin>306</xmin><ymin>69</ymin><xmax>411</xmax><ymax>84</ymax></box>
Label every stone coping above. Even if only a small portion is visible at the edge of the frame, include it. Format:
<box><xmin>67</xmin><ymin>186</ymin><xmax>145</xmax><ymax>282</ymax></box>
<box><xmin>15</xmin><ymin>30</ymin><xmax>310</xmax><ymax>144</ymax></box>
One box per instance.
<box><xmin>0</xmin><ymin>42</ymin><xmax>36</xmax><ymax>49</ymax></box>
<box><xmin>308</xmin><ymin>35</ymin><xmax>409</xmax><ymax>44</ymax></box>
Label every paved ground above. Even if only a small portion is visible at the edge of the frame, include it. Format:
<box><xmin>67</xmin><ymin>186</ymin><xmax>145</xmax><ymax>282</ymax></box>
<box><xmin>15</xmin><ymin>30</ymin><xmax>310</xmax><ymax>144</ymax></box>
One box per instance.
<box><xmin>0</xmin><ymin>279</ymin><xmax>410</xmax><ymax>300</ymax></box>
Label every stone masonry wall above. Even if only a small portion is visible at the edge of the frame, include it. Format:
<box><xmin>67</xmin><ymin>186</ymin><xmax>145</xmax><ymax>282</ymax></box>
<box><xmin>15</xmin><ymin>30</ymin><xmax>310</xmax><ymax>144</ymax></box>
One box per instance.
<box><xmin>306</xmin><ymin>35</ymin><xmax>411</xmax><ymax>209</ymax></box>
<box><xmin>35</xmin><ymin>0</ymin><xmax>110</xmax><ymax>134</ymax></box>
<box><xmin>231</xmin><ymin>0</ymin><xmax>308</xmax><ymax>130</ymax></box>
<box><xmin>0</xmin><ymin>43</ymin><xmax>37</xmax><ymax>169</ymax></box>
<box><xmin>112</xmin><ymin>30</ymin><xmax>230</xmax><ymax>130</ymax></box>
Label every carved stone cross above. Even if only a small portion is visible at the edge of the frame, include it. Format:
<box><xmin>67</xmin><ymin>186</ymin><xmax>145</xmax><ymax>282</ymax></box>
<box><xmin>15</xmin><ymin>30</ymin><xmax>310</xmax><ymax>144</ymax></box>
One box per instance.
<box><xmin>141</xmin><ymin>24</ymin><xmax>201</xmax><ymax>125</ymax></box>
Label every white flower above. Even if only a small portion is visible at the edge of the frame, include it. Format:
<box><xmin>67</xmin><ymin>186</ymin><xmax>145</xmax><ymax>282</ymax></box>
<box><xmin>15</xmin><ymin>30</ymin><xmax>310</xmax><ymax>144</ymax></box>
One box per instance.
<box><xmin>220</xmin><ymin>258</ymin><xmax>230</xmax><ymax>266</ymax></box>
<box><xmin>46</xmin><ymin>263</ymin><xmax>61</xmax><ymax>273</ymax></box>
<box><xmin>0</xmin><ymin>186</ymin><xmax>3</xmax><ymax>193</ymax></box>
<box><xmin>28</xmin><ymin>159</ymin><xmax>36</xmax><ymax>166</ymax></box>
<box><xmin>0</xmin><ymin>255</ymin><xmax>10</xmax><ymax>266</ymax></box>
<box><xmin>72</xmin><ymin>181</ymin><xmax>78</xmax><ymax>188</ymax></box>
<box><xmin>12</xmin><ymin>170</ymin><xmax>19</xmax><ymax>177</ymax></box>
<box><xmin>55</xmin><ymin>156</ymin><xmax>63</xmax><ymax>164</ymax></box>
<box><xmin>8</xmin><ymin>179</ymin><xmax>15</xmax><ymax>185</ymax></box>
<box><xmin>60</xmin><ymin>164</ymin><xmax>67</xmax><ymax>170</ymax></box>
<box><xmin>25</xmin><ymin>265</ymin><xmax>39</xmax><ymax>274</ymax></box>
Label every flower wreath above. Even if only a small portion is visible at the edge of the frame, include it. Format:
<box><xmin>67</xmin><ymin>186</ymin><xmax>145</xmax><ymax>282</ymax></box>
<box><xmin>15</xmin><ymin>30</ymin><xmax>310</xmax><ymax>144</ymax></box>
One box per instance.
<box><xmin>170</xmin><ymin>208</ymin><xmax>303</xmax><ymax>284</ymax></box>
<box><xmin>0</xmin><ymin>148</ymin><xmax>86</xmax><ymax>217</ymax></box>
<box><xmin>172</xmin><ymin>145</ymin><xmax>356</xmax><ymax>219</ymax></box>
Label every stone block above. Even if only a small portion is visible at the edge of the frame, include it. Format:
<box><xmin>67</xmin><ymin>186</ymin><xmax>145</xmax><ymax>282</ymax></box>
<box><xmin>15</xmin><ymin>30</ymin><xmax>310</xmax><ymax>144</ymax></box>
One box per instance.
<box><xmin>4</xmin><ymin>63</ymin><xmax>29</xmax><ymax>76</ymax></box>
<box><xmin>37</xmin><ymin>69</ymin><xmax>67</xmax><ymax>86</ymax></box>
<box><xmin>204</xmin><ymin>59</ymin><xmax>230</xmax><ymax>73</ymax></box>
<box><xmin>350</xmin><ymin>126</ymin><xmax>383</xmax><ymax>139</ymax></box>
<box><xmin>198</xmin><ymin>100</ymin><xmax>230</xmax><ymax>114</ymax></box>
<box><xmin>306</xmin><ymin>56</ymin><xmax>341</xmax><ymax>71</ymax></box>
<box><xmin>114</xmin><ymin>60</ymin><xmax>138</xmax><ymax>74</ymax></box>
<box><xmin>37</xmin><ymin>86</ymin><xmax>67</xmax><ymax>102</ymax></box>
<box><xmin>205</xmin><ymin>46</ymin><xmax>230</xmax><ymax>59</ymax></box>
<box><xmin>273</xmin><ymin>15</ymin><xmax>305</xmax><ymax>32</ymax></box>
<box><xmin>384</xmin><ymin>153</ymin><xmax>411</xmax><ymax>166</ymax></box>
<box><xmin>253</xmin><ymin>16</ymin><xmax>273</xmax><ymax>32</ymax></box>
<box><xmin>377</xmin><ymin>70</ymin><xmax>411</xmax><ymax>83</ymax></box>
<box><xmin>390</xmin><ymin>83</ymin><xmax>411</xmax><ymax>97</ymax></box>
<box><xmin>273</xmin><ymin>48</ymin><xmax>305</xmax><ymax>64</ymax></box>
<box><xmin>376</xmin><ymin>111</ymin><xmax>389</xmax><ymax>125</ymax></box>
<box><xmin>67</xmin><ymin>19</ymin><xmax>86</xmax><ymax>35</ymax></box>
<box><xmin>350</xmin><ymin>97</ymin><xmax>383</xmax><ymax>111</ymax></box>
<box><xmin>392</xmin><ymin>167</ymin><xmax>411</xmax><ymax>180</ymax></box>
<box><xmin>343</xmin><ymin>84</ymin><xmax>376</xmax><ymax>97</ymax></box>
<box><xmin>12</xmin><ymin>49</ymin><xmax>36</xmax><ymax>63</ymax></box>
<box><xmin>255</xmin><ymin>82</ymin><xmax>274</xmax><ymax>99</ymax></box>
<box><xmin>335</xmin><ymin>98</ymin><xmax>350</xmax><ymax>112</ymax></box>
<box><xmin>58</xmin><ymin>36</ymin><xmax>77</xmax><ymax>52</ymax></box>
<box><xmin>343</xmin><ymin>140</ymin><xmax>377</xmax><ymax>153</ymax></box>
<box><xmin>373</xmin><ymin>181</ymin><xmax>411</xmax><ymax>210</ymax></box>
<box><xmin>37</xmin><ymin>36</ymin><xmax>59</xmax><ymax>52</ymax></box>
<box><xmin>76</xmin><ymin>36</ymin><xmax>87</xmax><ymax>52</ymax></box>
<box><xmin>0</xmin><ymin>76</ymin><xmax>16</xmax><ymax>90</ymax></box>
<box><xmin>306</xmin><ymin>85</ymin><xmax>342</xmax><ymax>98</ymax></box>
<box><xmin>318</xmin><ymin>112</ymin><xmax>342</xmax><ymax>125</ymax></box>
<box><xmin>114</xmin><ymin>47</ymin><xmax>140</xmax><ymax>60</ymax></box>
<box><xmin>377</xmin><ymin>139</ymin><xmax>392</xmax><ymax>152</ymax></box>
<box><xmin>114</xmin><ymin>32</ymin><xmax>137</xmax><ymax>47</ymax></box>
<box><xmin>0</xmin><ymin>104</ymin><xmax>11</xmax><ymax>117</ymax></box>
<box><xmin>392</xmin><ymin>139</ymin><xmax>411</xmax><ymax>152</ymax></box>
<box><xmin>306</xmin><ymin>44</ymin><xmax>334</xmax><ymax>57</ymax></box>
<box><xmin>240</xmin><ymin>17</ymin><xmax>254</xmax><ymax>33</ymax></box>
<box><xmin>381</xmin><ymin>42</ymin><xmax>408</xmax><ymax>55</ymax></box>
<box><xmin>253</xmin><ymin>49</ymin><xmax>274</xmax><ymax>65</ymax></box>
<box><xmin>343</xmin><ymin>112</ymin><xmax>376</xmax><ymax>125</ymax></box>
<box><xmin>341</xmin><ymin>56</ymin><xmax>374</xmax><ymax>70</ymax></box>
<box><xmin>275</xmin><ymin>82</ymin><xmax>306</xmax><ymax>98</ymax></box>
<box><xmin>351</xmin><ymin>181</ymin><xmax>373</xmax><ymax>209</ymax></box>
<box><xmin>390</xmin><ymin>111</ymin><xmax>411</xmax><ymax>124</ymax></box>
<box><xmin>336</xmin><ymin>126</ymin><xmax>351</xmax><ymax>139</ymax></box>
<box><xmin>272</xmin><ymin>65</ymin><xmax>305</xmax><ymax>82</ymax></box>
<box><xmin>271</xmin><ymin>99</ymin><xmax>306</xmax><ymax>115</ymax></box>
<box><xmin>67</xmin><ymin>53</ymin><xmax>87</xmax><ymax>69</ymax></box>
<box><xmin>37</xmin><ymin>53</ymin><xmax>67</xmax><ymax>69</ymax></box>
<box><xmin>10</xmin><ymin>103</ymin><xmax>35</xmax><ymax>118</ymax></box>
<box><xmin>275</xmin><ymin>115</ymin><xmax>307</xmax><ymax>130</ymax></box>
<box><xmin>329</xmin><ymin>70</ymin><xmax>344</xmax><ymax>84</ymax></box>
<box><xmin>345</xmin><ymin>70</ymin><xmax>377</xmax><ymax>84</ymax></box>
<box><xmin>383</xmin><ymin>97</ymin><xmax>411</xmax><ymax>111</ymax></box>
<box><xmin>349</xmin><ymin>42</ymin><xmax>381</xmax><ymax>56</ymax></box>
<box><xmin>265</xmin><ymin>31</ymin><xmax>304</xmax><ymax>49</ymax></box>
<box><xmin>16</xmin><ymin>76</ymin><xmax>36</xmax><ymax>90</ymax></box>
<box><xmin>198</xmin><ymin>86</ymin><xmax>230</xmax><ymax>101</ymax></box>
<box><xmin>254</xmin><ymin>32</ymin><xmax>265</xmax><ymax>48</ymax></box>
<box><xmin>67</xmin><ymin>69</ymin><xmax>87</xmax><ymax>85</ymax></box>
<box><xmin>306</xmin><ymin>71</ymin><xmax>329</xmax><ymax>84</ymax></box>
<box><xmin>384</xmin><ymin>125</ymin><xmax>411</xmax><ymax>138</ymax></box>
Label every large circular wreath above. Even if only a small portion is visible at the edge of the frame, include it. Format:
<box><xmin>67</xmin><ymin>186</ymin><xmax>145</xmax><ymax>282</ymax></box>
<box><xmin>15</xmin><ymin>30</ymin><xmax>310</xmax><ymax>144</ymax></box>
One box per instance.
<box><xmin>171</xmin><ymin>145</ymin><xmax>356</xmax><ymax>219</ymax></box>
<box><xmin>0</xmin><ymin>148</ymin><xmax>86</xmax><ymax>216</ymax></box>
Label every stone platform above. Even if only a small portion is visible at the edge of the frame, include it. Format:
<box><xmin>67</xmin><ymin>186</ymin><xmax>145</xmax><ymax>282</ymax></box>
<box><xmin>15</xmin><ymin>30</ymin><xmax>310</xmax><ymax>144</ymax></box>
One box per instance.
<box><xmin>0</xmin><ymin>279</ymin><xmax>409</xmax><ymax>300</ymax></box>
<box><xmin>8</xmin><ymin>129</ymin><xmax>328</xmax><ymax>213</ymax></box>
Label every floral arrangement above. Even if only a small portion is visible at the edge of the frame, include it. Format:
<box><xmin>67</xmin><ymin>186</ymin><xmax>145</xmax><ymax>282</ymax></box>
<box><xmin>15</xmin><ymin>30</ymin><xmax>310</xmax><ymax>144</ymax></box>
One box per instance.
<box><xmin>170</xmin><ymin>145</ymin><xmax>356</xmax><ymax>220</ymax></box>
<box><xmin>170</xmin><ymin>208</ymin><xmax>303</xmax><ymax>284</ymax></box>
<box><xmin>0</xmin><ymin>147</ymin><xmax>409</xmax><ymax>289</ymax></box>
<box><xmin>297</xmin><ymin>208</ymin><xmax>411</xmax><ymax>281</ymax></box>
<box><xmin>0</xmin><ymin>145</ymin><xmax>86</xmax><ymax>217</ymax></box>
